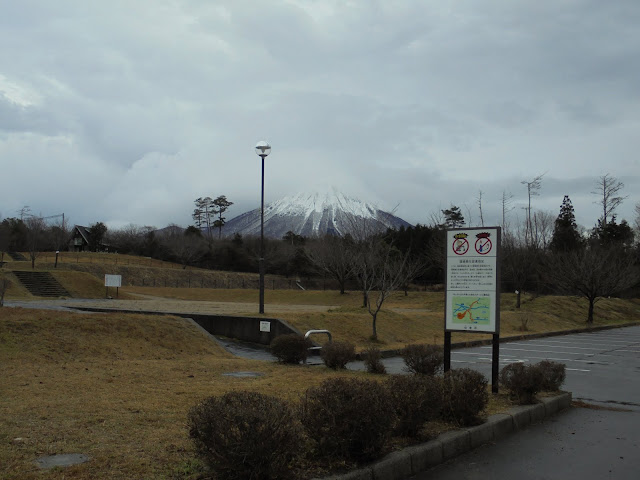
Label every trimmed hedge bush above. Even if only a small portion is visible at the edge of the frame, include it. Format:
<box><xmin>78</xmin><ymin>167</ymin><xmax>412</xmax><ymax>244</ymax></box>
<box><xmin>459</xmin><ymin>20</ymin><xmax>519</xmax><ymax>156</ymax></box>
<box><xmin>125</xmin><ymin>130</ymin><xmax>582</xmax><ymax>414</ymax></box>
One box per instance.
<box><xmin>386</xmin><ymin>374</ymin><xmax>443</xmax><ymax>437</ymax></box>
<box><xmin>363</xmin><ymin>346</ymin><xmax>387</xmax><ymax>374</ymax></box>
<box><xmin>300</xmin><ymin>377</ymin><xmax>394</xmax><ymax>462</ymax></box>
<box><xmin>537</xmin><ymin>360</ymin><xmax>566</xmax><ymax>391</ymax></box>
<box><xmin>442</xmin><ymin>368</ymin><xmax>488</xmax><ymax>426</ymax></box>
<box><xmin>501</xmin><ymin>361</ymin><xmax>566</xmax><ymax>404</ymax></box>
<box><xmin>500</xmin><ymin>362</ymin><xmax>543</xmax><ymax>404</ymax></box>
<box><xmin>187</xmin><ymin>391</ymin><xmax>303</xmax><ymax>480</ymax></box>
<box><xmin>401</xmin><ymin>344</ymin><xmax>444</xmax><ymax>376</ymax></box>
<box><xmin>320</xmin><ymin>341</ymin><xmax>356</xmax><ymax>369</ymax></box>
<box><xmin>270</xmin><ymin>333</ymin><xmax>312</xmax><ymax>364</ymax></box>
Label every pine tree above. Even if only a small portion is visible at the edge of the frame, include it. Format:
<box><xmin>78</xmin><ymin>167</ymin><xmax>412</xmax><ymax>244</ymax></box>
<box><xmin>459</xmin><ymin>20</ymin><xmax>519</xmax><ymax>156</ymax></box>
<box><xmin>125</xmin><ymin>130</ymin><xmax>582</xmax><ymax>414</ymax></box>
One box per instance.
<box><xmin>590</xmin><ymin>216</ymin><xmax>635</xmax><ymax>248</ymax></box>
<box><xmin>212</xmin><ymin>195</ymin><xmax>234</xmax><ymax>239</ymax></box>
<box><xmin>442</xmin><ymin>206</ymin><xmax>465</xmax><ymax>228</ymax></box>
<box><xmin>550</xmin><ymin>196</ymin><xmax>583</xmax><ymax>252</ymax></box>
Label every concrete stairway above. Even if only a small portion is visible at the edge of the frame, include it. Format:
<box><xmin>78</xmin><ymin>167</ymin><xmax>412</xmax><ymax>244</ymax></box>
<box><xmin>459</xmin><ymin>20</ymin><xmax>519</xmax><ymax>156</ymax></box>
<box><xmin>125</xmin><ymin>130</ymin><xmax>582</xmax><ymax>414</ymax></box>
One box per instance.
<box><xmin>12</xmin><ymin>271</ymin><xmax>71</xmax><ymax>297</ymax></box>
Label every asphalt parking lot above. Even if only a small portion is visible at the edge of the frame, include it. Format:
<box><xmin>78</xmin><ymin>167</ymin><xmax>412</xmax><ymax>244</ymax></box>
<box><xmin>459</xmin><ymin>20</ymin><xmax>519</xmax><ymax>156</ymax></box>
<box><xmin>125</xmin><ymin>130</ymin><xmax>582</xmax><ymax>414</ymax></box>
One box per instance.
<box><xmin>450</xmin><ymin>326</ymin><xmax>640</xmax><ymax>410</ymax></box>
<box><xmin>406</xmin><ymin>325</ymin><xmax>640</xmax><ymax>480</ymax></box>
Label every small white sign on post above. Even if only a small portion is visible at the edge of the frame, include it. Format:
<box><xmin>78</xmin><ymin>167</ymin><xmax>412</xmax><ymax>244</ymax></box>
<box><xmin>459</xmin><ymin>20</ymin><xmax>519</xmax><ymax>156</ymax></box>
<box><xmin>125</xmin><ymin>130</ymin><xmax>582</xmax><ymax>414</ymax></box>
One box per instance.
<box><xmin>260</xmin><ymin>321</ymin><xmax>271</xmax><ymax>333</ymax></box>
<box><xmin>105</xmin><ymin>274</ymin><xmax>122</xmax><ymax>299</ymax></box>
<box><xmin>104</xmin><ymin>275</ymin><xmax>122</xmax><ymax>287</ymax></box>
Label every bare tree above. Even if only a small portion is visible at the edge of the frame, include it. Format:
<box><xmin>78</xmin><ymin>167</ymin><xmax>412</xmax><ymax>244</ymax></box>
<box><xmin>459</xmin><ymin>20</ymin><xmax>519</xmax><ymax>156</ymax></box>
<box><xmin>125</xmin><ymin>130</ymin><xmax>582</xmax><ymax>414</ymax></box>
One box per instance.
<box><xmin>351</xmin><ymin>238</ymin><xmax>424</xmax><ymax>341</ymax></box>
<box><xmin>591</xmin><ymin>174</ymin><xmax>628</xmax><ymax>228</ymax></box>
<box><xmin>531</xmin><ymin>210</ymin><xmax>555</xmax><ymax>250</ymax></box>
<box><xmin>502</xmin><ymin>226</ymin><xmax>539</xmax><ymax>308</ymax></box>
<box><xmin>521</xmin><ymin>173</ymin><xmax>545</xmax><ymax>245</ymax></box>
<box><xmin>194</xmin><ymin>197</ymin><xmax>215</xmax><ymax>240</ymax></box>
<box><xmin>159</xmin><ymin>224</ymin><xmax>206</xmax><ymax>269</ymax></box>
<box><xmin>635</xmin><ymin>202</ymin><xmax>640</xmax><ymax>234</ymax></box>
<box><xmin>477</xmin><ymin>190</ymin><xmax>485</xmax><ymax>227</ymax></box>
<box><xmin>428</xmin><ymin>209</ymin><xmax>446</xmax><ymax>228</ymax></box>
<box><xmin>545</xmin><ymin>247</ymin><xmax>638</xmax><ymax>324</ymax></box>
<box><xmin>25</xmin><ymin>216</ymin><xmax>46</xmax><ymax>269</ymax></box>
<box><xmin>0</xmin><ymin>221</ymin><xmax>9</xmax><ymax>267</ymax></box>
<box><xmin>0</xmin><ymin>275</ymin><xmax>9</xmax><ymax>306</ymax></box>
<box><xmin>49</xmin><ymin>216</ymin><xmax>70</xmax><ymax>254</ymax></box>
<box><xmin>18</xmin><ymin>205</ymin><xmax>31</xmax><ymax>220</ymax></box>
<box><xmin>464</xmin><ymin>203</ymin><xmax>474</xmax><ymax>228</ymax></box>
<box><xmin>501</xmin><ymin>190</ymin><xmax>515</xmax><ymax>231</ymax></box>
<box><xmin>106</xmin><ymin>224</ymin><xmax>146</xmax><ymax>254</ymax></box>
<box><xmin>305</xmin><ymin>235</ymin><xmax>355</xmax><ymax>294</ymax></box>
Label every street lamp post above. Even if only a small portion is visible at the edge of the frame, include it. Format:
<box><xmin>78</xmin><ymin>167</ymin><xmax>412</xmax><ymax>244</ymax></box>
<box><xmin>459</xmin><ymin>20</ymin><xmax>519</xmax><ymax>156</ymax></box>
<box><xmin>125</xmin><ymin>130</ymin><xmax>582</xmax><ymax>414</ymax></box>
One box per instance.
<box><xmin>255</xmin><ymin>141</ymin><xmax>271</xmax><ymax>314</ymax></box>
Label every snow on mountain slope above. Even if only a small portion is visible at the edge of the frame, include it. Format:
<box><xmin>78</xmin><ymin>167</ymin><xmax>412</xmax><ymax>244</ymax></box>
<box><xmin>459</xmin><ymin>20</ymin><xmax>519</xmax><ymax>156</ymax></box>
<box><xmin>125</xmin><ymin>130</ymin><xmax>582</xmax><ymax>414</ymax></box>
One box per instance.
<box><xmin>221</xmin><ymin>189</ymin><xmax>411</xmax><ymax>238</ymax></box>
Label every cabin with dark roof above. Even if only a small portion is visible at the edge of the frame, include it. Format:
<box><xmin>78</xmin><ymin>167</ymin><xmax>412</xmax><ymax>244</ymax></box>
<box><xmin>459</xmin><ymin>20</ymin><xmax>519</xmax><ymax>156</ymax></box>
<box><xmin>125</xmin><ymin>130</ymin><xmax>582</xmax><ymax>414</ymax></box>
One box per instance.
<box><xmin>70</xmin><ymin>225</ymin><xmax>91</xmax><ymax>252</ymax></box>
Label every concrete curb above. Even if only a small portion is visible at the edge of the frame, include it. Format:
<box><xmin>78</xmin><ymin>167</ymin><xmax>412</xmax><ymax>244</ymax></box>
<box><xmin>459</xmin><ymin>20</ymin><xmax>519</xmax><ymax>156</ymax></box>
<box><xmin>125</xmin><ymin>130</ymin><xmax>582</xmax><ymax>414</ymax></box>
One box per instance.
<box><xmin>313</xmin><ymin>391</ymin><xmax>572</xmax><ymax>480</ymax></box>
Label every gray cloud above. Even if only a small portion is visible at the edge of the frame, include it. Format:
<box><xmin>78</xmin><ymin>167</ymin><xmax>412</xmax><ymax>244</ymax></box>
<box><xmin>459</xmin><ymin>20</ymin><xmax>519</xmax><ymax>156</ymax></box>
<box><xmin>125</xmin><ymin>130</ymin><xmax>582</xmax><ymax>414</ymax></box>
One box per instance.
<box><xmin>0</xmin><ymin>0</ymin><xmax>638</xmax><ymax>232</ymax></box>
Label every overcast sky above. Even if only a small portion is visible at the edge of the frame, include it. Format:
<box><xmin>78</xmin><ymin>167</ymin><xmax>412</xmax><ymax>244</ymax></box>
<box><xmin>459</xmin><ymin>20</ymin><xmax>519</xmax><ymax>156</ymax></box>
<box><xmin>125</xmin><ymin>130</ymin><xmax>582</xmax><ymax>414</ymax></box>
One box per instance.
<box><xmin>1</xmin><ymin>0</ymin><xmax>639</xmax><ymax>233</ymax></box>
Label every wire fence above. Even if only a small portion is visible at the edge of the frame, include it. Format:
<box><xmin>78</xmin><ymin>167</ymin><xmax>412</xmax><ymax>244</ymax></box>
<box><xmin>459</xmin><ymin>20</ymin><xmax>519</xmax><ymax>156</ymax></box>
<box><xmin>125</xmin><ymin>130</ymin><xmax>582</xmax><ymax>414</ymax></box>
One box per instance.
<box><xmin>126</xmin><ymin>276</ymin><xmax>340</xmax><ymax>291</ymax></box>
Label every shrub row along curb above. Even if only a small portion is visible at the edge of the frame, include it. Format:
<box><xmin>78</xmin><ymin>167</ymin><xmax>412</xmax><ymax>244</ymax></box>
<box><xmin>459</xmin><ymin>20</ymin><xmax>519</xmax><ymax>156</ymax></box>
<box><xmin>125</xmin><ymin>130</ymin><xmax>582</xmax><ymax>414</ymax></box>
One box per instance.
<box><xmin>313</xmin><ymin>392</ymin><xmax>572</xmax><ymax>480</ymax></box>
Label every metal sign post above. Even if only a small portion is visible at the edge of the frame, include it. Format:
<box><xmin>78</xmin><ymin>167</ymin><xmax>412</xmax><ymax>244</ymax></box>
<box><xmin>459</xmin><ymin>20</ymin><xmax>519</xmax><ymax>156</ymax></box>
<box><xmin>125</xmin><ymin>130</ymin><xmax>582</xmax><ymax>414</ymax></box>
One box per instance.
<box><xmin>444</xmin><ymin>227</ymin><xmax>501</xmax><ymax>393</ymax></box>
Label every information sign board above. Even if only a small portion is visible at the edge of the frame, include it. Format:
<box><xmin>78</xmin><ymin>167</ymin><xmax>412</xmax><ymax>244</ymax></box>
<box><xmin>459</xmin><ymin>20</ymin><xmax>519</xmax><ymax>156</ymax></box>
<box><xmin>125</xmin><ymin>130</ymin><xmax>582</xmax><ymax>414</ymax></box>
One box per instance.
<box><xmin>104</xmin><ymin>274</ymin><xmax>122</xmax><ymax>287</ymax></box>
<box><xmin>445</xmin><ymin>227</ymin><xmax>500</xmax><ymax>333</ymax></box>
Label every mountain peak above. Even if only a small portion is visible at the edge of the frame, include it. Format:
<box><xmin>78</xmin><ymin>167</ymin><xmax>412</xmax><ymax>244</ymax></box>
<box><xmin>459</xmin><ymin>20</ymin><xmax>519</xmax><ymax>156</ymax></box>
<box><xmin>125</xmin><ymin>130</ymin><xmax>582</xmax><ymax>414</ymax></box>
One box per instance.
<box><xmin>222</xmin><ymin>189</ymin><xmax>411</xmax><ymax>238</ymax></box>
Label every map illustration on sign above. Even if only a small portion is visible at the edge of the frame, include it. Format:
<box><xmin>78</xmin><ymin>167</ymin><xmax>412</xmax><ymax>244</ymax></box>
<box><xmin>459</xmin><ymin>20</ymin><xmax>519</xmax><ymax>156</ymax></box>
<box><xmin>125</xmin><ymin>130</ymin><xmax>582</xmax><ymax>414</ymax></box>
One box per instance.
<box><xmin>451</xmin><ymin>296</ymin><xmax>491</xmax><ymax>326</ymax></box>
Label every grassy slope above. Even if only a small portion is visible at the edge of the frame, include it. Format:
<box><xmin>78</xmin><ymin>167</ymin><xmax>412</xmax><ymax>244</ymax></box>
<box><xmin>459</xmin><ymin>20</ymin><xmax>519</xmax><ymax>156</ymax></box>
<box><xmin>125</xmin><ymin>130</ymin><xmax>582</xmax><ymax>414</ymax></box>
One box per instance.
<box><xmin>0</xmin><ymin>269</ymin><xmax>136</xmax><ymax>300</ymax></box>
<box><xmin>2</xmin><ymin>293</ymin><xmax>636</xmax><ymax>478</ymax></box>
<box><xmin>4</xmin><ymin>251</ymin><xmax>638</xmax><ymax>349</ymax></box>
<box><xmin>120</xmin><ymin>287</ymin><xmax>640</xmax><ymax>350</ymax></box>
<box><xmin>0</xmin><ymin>309</ymin><xmax>371</xmax><ymax>479</ymax></box>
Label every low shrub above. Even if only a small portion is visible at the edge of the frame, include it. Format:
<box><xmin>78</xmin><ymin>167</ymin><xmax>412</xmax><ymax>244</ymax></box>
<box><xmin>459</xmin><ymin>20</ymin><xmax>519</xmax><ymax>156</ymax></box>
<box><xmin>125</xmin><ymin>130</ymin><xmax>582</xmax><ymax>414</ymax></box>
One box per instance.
<box><xmin>537</xmin><ymin>360</ymin><xmax>566</xmax><ymax>391</ymax></box>
<box><xmin>187</xmin><ymin>391</ymin><xmax>304</xmax><ymax>480</ymax></box>
<box><xmin>500</xmin><ymin>362</ymin><xmax>543</xmax><ymax>404</ymax></box>
<box><xmin>386</xmin><ymin>374</ymin><xmax>443</xmax><ymax>437</ymax></box>
<box><xmin>320</xmin><ymin>341</ymin><xmax>356</xmax><ymax>369</ymax></box>
<box><xmin>363</xmin><ymin>346</ymin><xmax>386</xmax><ymax>374</ymax></box>
<box><xmin>300</xmin><ymin>377</ymin><xmax>394</xmax><ymax>463</ymax></box>
<box><xmin>442</xmin><ymin>368</ymin><xmax>488</xmax><ymax>426</ymax></box>
<box><xmin>401</xmin><ymin>344</ymin><xmax>444</xmax><ymax>376</ymax></box>
<box><xmin>270</xmin><ymin>333</ymin><xmax>312</xmax><ymax>364</ymax></box>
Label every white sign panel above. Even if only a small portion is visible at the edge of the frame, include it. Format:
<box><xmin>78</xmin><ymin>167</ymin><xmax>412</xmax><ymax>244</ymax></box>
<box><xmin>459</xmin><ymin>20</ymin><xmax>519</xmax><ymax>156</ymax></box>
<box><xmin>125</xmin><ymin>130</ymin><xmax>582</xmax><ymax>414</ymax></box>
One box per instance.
<box><xmin>259</xmin><ymin>321</ymin><xmax>271</xmax><ymax>333</ymax></box>
<box><xmin>104</xmin><ymin>274</ymin><xmax>122</xmax><ymax>287</ymax></box>
<box><xmin>445</xmin><ymin>228</ymin><xmax>499</xmax><ymax>333</ymax></box>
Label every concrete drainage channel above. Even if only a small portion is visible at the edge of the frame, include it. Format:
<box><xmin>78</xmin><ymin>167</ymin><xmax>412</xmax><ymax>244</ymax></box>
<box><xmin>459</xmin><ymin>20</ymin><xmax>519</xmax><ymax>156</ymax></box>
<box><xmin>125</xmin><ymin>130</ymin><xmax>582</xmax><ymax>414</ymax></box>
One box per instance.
<box><xmin>313</xmin><ymin>392</ymin><xmax>572</xmax><ymax>480</ymax></box>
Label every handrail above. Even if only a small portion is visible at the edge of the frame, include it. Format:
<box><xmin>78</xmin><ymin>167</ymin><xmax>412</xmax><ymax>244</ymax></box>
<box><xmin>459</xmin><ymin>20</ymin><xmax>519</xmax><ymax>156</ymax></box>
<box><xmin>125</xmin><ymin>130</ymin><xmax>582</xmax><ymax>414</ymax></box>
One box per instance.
<box><xmin>304</xmin><ymin>330</ymin><xmax>332</xmax><ymax>363</ymax></box>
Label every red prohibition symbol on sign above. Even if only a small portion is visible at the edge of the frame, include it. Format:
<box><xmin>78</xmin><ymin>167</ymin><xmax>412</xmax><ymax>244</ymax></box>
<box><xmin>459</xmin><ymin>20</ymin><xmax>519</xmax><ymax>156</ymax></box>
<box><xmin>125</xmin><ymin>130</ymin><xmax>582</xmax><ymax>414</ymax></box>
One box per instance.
<box><xmin>453</xmin><ymin>238</ymin><xmax>469</xmax><ymax>255</ymax></box>
<box><xmin>475</xmin><ymin>237</ymin><xmax>492</xmax><ymax>255</ymax></box>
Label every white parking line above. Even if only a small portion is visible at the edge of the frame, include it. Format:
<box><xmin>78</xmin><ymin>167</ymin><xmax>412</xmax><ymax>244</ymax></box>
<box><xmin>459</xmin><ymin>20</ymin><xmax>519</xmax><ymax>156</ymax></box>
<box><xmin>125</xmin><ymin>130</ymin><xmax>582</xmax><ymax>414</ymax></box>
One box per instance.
<box><xmin>524</xmin><ymin>339</ymin><xmax>638</xmax><ymax>347</ymax></box>
<box><xmin>482</xmin><ymin>347</ymin><xmax>586</xmax><ymax>355</ymax></box>
<box><xmin>576</xmin><ymin>333</ymin><xmax>640</xmax><ymax>340</ymax></box>
<box><xmin>453</xmin><ymin>351</ymin><xmax>493</xmax><ymax>356</ymax></box>
<box><xmin>507</xmin><ymin>342</ymin><xmax>604</xmax><ymax>351</ymax></box>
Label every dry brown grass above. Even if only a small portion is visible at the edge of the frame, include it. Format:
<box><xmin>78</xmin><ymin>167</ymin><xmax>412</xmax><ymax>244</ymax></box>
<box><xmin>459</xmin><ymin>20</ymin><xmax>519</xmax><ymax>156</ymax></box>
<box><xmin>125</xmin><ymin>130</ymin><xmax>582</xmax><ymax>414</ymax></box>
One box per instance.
<box><xmin>27</xmin><ymin>287</ymin><xmax>639</xmax><ymax>351</ymax></box>
<box><xmin>0</xmin><ymin>307</ymin><xmax>566</xmax><ymax>479</ymax></box>
<box><xmin>0</xmin><ymin>308</ymin><xmax>374</xmax><ymax>479</ymax></box>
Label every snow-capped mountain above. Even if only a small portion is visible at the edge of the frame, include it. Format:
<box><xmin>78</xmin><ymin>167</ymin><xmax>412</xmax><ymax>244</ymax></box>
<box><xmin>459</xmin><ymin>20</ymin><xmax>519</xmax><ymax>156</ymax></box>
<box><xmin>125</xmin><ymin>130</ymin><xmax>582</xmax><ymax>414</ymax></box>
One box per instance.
<box><xmin>222</xmin><ymin>190</ymin><xmax>412</xmax><ymax>239</ymax></box>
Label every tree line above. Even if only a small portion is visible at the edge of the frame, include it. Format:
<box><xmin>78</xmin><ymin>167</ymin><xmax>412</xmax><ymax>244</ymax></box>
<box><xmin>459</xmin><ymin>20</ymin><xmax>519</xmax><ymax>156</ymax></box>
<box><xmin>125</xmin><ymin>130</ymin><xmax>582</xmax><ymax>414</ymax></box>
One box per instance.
<box><xmin>2</xmin><ymin>175</ymin><xmax>639</xmax><ymax>329</ymax></box>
